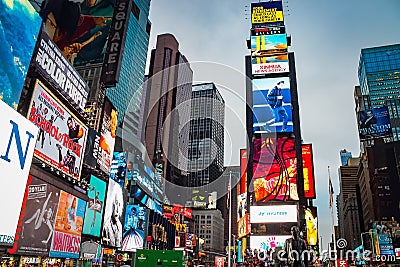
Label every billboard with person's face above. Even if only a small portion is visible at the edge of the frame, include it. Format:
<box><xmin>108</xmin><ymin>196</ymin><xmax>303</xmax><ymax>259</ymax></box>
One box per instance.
<box><xmin>27</xmin><ymin>80</ymin><xmax>88</xmax><ymax>180</ymax></box>
<box><xmin>121</xmin><ymin>205</ymin><xmax>147</xmax><ymax>251</ymax></box>
<box><xmin>50</xmin><ymin>191</ymin><xmax>86</xmax><ymax>258</ymax></box>
<box><xmin>252</xmin><ymin>136</ymin><xmax>298</xmax><ymax>202</ymax></box>
<box><xmin>253</xmin><ymin>77</ymin><xmax>292</xmax><ymax>133</ymax></box>
<box><xmin>82</xmin><ymin>175</ymin><xmax>106</xmax><ymax>237</ymax></box>
<box><xmin>9</xmin><ymin>176</ymin><xmax>61</xmax><ymax>256</ymax></box>
<box><xmin>358</xmin><ymin>106</ymin><xmax>392</xmax><ymax>141</ymax></box>
<box><xmin>0</xmin><ymin>0</ymin><xmax>41</xmax><ymax>108</ymax></box>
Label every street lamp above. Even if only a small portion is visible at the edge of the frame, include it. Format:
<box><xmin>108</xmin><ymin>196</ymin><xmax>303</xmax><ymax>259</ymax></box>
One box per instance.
<box><xmin>360</xmin><ymin>231</ymin><xmax>373</xmax><ymax>266</ymax></box>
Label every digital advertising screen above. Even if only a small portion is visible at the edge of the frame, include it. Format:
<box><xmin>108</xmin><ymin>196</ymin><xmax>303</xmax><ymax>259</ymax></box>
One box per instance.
<box><xmin>238</xmin><ymin>214</ymin><xmax>250</xmax><ymax>239</ymax></box>
<box><xmin>240</xmin><ymin>149</ymin><xmax>247</xmax><ymax>194</ymax></box>
<box><xmin>250</xmin><ymin>235</ymin><xmax>291</xmax><ymax>252</ymax></box>
<box><xmin>251</xmin><ymin>34</ymin><xmax>287</xmax><ymax>58</ymax></box>
<box><xmin>98</xmin><ymin>97</ymin><xmax>118</xmax><ymax>173</ymax></box>
<box><xmin>252</xmin><ymin>136</ymin><xmax>298</xmax><ymax>201</ymax></box>
<box><xmin>28</xmin><ymin>80</ymin><xmax>88</xmax><ymax>180</ymax></box>
<box><xmin>121</xmin><ymin>205</ymin><xmax>147</xmax><ymax>251</ymax></box>
<box><xmin>253</xmin><ymin>77</ymin><xmax>292</xmax><ymax>133</ymax></box>
<box><xmin>302</xmin><ymin>144</ymin><xmax>316</xmax><ymax>199</ymax></box>
<box><xmin>50</xmin><ymin>191</ymin><xmax>86</xmax><ymax>258</ymax></box>
<box><xmin>102</xmin><ymin>178</ymin><xmax>125</xmax><ymax>247</ymax></box>
<box><xmin>251</xmin><ymin>1</ymin><xmax>284</xmax><ymax>28</ymax></box>
<box><xmin>358</xmin><ymin>106</ymin><xmax>392</xmax><ymax>141</ymax></box>
<box><xmin>9</xmin><ymin>176</ymin><xmax>61</xmax><ymax>256</ymax></box>
<box><xmin>378</xmin><ymin>234</ymin><xmax>395</xmax><ymax>256</ymax></box>
<box><xmin>237</xmin><ymin>193</ymin><xmax>247</xmax><ymax>221</ymax></box>
<box><xmin>0</xmin><ymin>100</ymin><xmax>38</xmax><ymax>247</ymax></box>
<box><xmin>305</xmin><ymin>207</ymin><xmax>318</xmax><ymax>246</ymax></box>
<box><xmin>82</xmin><ymin>175</ymin><xmax>107</xmax><ymax>237</ymax></box>
<box><xmin>0</xmin><ymin>0</ymin><xmax>41</xmax><ymax>108</ymax></box>
<box><xmin>250</xmin><ymin>205</ymin><xmax>298</xmax><ymax>224</ymax></box>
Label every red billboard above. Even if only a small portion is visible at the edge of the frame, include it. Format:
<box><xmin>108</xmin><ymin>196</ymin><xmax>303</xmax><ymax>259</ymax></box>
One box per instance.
<box><xmin>302</xmin><ymin>144</ymin><xmax>316</xmax><ymax>199</ymax></box>
<box><xmin>252</xmin><ymin>136</ymin><xmax>298</xmax><ymax>202</ymax></box>
<box><xmin>240</xmin><ymin>149</ymin><xmax>247</xmax><ymax>194</ymax></box>
<box><xmin>28</xmin><ymin>80</ymin><xmax>88</xmax><ymax>180</ymax></box>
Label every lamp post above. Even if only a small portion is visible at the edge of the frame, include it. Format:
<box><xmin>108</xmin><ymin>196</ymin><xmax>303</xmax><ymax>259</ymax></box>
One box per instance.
<box><xmin>360</xmin><ymin>231</ymin><xmax>372</xmax><ymax>266</ymax></box>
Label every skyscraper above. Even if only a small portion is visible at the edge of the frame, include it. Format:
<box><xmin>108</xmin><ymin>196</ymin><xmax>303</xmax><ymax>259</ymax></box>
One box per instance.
<box><xmin>188</xmin><ymin>83</ymin><xmax>225</xmax><ymax>187</ymax></box>
<box><xmin>141</xmin><ymin>34</ymin><xmax>193</xmax><ymax>186</ymax></box>
<box><xmin>358</xmin><ymin>44</ymin><xmax>400</xmax><ymax>140</ymax></box>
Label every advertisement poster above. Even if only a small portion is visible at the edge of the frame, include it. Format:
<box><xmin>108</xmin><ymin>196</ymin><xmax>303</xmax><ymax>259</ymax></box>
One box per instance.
<box><xmin>305</xmin><ymin>207</ymin><xmax>318</xmax><ymax>246</ymax></box>
<box><xmin>251</xmin><ymin>1</ymin><xmax>284</xmax><ymax>28</ymax></box>
<box><xmin>40</xmin><ymin>0</ymin><xmax>114</xmax><ymax>67</ymax></box>
<box><xmin>250</xmin><ymin>205</ymin><xmax>298</xmax><ymax>223</ymax></box>
<box><xmin>252</xmin><ymin>136</ymin><xmax>298</xmax><ymax>201</ymax></box>
<box><xmin>28</xmin><ymin>80</ymin><xmax>88</xmax><ymax>180</ymax></box>
<box><xmin>99</xmin><ymin>98</ymin><xmax>118</xmax><ymax>173</ymax></box>
<box><xmin>121</xmin><ymin>205</ymin><xmax>147</xmax><ymax>251</ymax></box>
<box><xmin>250</xmin><ymin>235</ymin><xmax>291</xmax><ymax>252</ymax></box>
<box><xmin>0</xmin><ymin>100</ymin><xmax>38</xmax><ymax>246</ymax></box>
<box><xmin>378</xmin><ymin>234</ymin><xmax>395</xmax><ymax>255</ymax></box>
<box><xmin>102</xmin><ymin>178</ymin><xmax>125</xmax><ymax>247</ymax></box>
<box><xmin>50</xmin><ymin>191</ymin><xmax>86</xmax><ymax>258</ymax></box>
<box><xmin>237</xmin><ymin>193</ymin><xmax>247</xmax><ymax>221</ymax></box>
<box><xmin>9</xmin><ymin>176</ymin><xmax>60</xmax><ymax>256</ymax></box>
<box><xmin>358</xmin><ymin>106</ymin><xmax>392</xmax><ymax>141</ymax></box>
<box><xmin>33</xmin><ymin>31</ymin><xmax>89</xmax><ymax>111</ymax></box>
<box><xmin>302</xmin><ymin>144</ymin><xmax>316</xmax><ymax>199</ymax></box>
<box><xmin>0</xmin><ymin>0</ymin><xmax>41</xmax><ymax>108</ymax></box>
<box><xmin>240</xmin><ymin>149</ymin><xmax>247</xmax><ymax>194</ymax></box>
<box><xmin>82</xmin><ymin>175</ymin><xmax>106</xmax><ymax>237</ymax></box>
<box><xmin>253</xmin><ymin>77</ymin><xmax>292</xmax><ymax>133</ymax></box>
<box><xmin>83</xmin><ymin>128</ymin><xmax>101</xmax><ymax>169</ymax></box>
<box><xmin>237</xmin><ymin>214</ymin><xmax>250</xmax><ymax>239</ymax></box>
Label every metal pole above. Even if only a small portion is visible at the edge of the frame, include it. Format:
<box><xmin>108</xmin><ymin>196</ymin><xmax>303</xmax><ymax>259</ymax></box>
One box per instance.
<box><xmin>228</xmin><ymin>171</ymin><xmax>232</xmax><ymax>267</ymax></box>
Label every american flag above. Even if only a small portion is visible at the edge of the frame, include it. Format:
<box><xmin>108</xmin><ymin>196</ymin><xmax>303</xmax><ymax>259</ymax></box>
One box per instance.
<box><xmin>329</xmin><ymin>176</ymin><xmax>334</xmax><ymax>209</ymax></box>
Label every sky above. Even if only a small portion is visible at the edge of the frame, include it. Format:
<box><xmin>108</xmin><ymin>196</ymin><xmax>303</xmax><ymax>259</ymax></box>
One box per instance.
<box><xmin>146</xmin><ymin>0</ymin><xmax>400</xmax><ymax>249</ymax></box>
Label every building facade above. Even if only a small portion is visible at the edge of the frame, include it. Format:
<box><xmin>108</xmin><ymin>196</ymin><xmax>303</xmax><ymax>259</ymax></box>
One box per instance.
<box><xmin>193</xmin><ymin>209</ymin><xmax>225</xmax><ymax>255</ymax></box>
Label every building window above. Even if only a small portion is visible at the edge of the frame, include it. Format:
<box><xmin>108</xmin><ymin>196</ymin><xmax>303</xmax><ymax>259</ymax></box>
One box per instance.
<box><xmin>131</xmin><ymin>1</ymin><xmax>140</xmax><ymax>20</ymax></box>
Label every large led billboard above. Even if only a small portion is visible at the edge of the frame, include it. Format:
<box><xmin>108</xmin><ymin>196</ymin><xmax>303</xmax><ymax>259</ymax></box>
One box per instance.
<box><xmin>302</xmin><ymin>144</ymin><xmax>316</xmax><ymax>199</ymax></box>
<box><xmin>250</xmin><ymin>235</ymin><xmax>291</xmax><ymax>252</ymax></box>
<box><xmin>240</xmin><ymin>149</ymin><xmax>247</xmax><ymax>194</ymax></box>
<box><xmin>253</xmin><ymin>77</ymin><xmax>292</xmax><ymax>133</ymax></box>
<box><xmin>252</xmin><ymin>136</ymin><xmax>298</xmax><ymax>201</ymax></box>
<box><xmin>9</xmin><ymin>176</ymin><xmax>60</xmax><ymax>256</ymax></box>
<box><xmin>238</xmin><ymin>214</ymin><xmax>250</xmax><ymax>239</ymax></box>
<box><xmin>122</xmin><ymin>205</ymin><xmax>147</xmax><ymax>251</ymax></box>
<box><xmin>50</xmin><ymin>191</ymin><xmax>86</xmax><ymax>258</ymax></box>
<box><xmin>250</xmin><ymin>205</ymin><xmax>298</xmax><ymax>224</ymax></box>
<box><xmin>305</xmin><ymin>207</ymin><xmax>318</xmax><ymax>246</ymax></box>
<box><xmin>102</xmin><ymin>178</ymin><xmax>125</xmax><ymax>247</ymax></box>
<box><xmin>82</xmin><ymin>175</ymin><xmax>107</xmax><ymax>237</ymax></box>
<box><xmin>251</xmin><ymin>1</ymin><xmax>284</xmax><ymax>28</ymax></box>
<box><xmin>251</xmin><ymin>33</ymin><xmax>288</xmax><ymax>75</ymax></box>
<box><xmin>0</xmin><ymin>100</ymin><xmax>38</xmax><ymax>246</ymax></box>
<box><xmin>27</xmin><ymin>80</ymin><xmax>88</xmax><ymax>180</ymax></box>
<box><xmin>0</xmin><ymin>0</ymin><xmax>41</xmax><ymax>108</ymax></box>
<box><xmin>358</xmin><ymin>106</ymin><xmax>392</xmax><ymax>141</ymax></box>
<box><xmin>33</xmin><ymin>31</ymin><xmax>89</xmax><ymax>112</ymax></box>
<box><xmin>98</xmin><ymin>97</ymin><xmax>117</xmax><ymax>173</ymax></box>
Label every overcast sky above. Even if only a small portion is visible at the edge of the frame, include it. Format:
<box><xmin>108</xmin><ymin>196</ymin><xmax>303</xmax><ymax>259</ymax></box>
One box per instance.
<box><xmin>146</xmin><ymin>0</ymin><xmax>400</xmax><ymax>249</ymax></box>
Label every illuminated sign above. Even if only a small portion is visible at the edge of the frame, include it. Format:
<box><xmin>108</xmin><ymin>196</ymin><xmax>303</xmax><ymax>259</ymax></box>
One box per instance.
<box><xmin>302</xmin><ymin>144</ymin><xmax>316</xmax><ymax>199</ymax></box>
<box><xmin>252</xmin><ymin>136</ymin><xmax>298</xmax><ymax>201</ymax></box>
<box><xmin>240</xmin><ymin>149</ymin><xmax>247</xmax><ymax>194</ymax></box>
<box><xmin>250</xmin><ymin>235</ymin><xmax>291</xmax><ymax>252</ymax></box>
<box><xmin>251</xmin><ymin>26</ymin><xmax>286</xmax><ymax>36</ymax></box>
<box><xmin>358</xmin><ymin>106</ymin><xmax>392</xmax><ymax>141</ymax></box>
<box><xmin>250</xmin><ymin>205</ymin><xmax>298</xmax><ymax>223</ymax></box>
<box><xmin>305</xmin><ymin>207</ymin><xmax>318</xmax><ymax>246</ymax></box>
<box><xmin>251</xmin><ymin>1</ymin><xmax>284</xmax><ymax>28</ymax></box>
<box><xmin>238</xmin><ymin>214</ymin><xmax>250</xmax><ymax>239</ymax></box>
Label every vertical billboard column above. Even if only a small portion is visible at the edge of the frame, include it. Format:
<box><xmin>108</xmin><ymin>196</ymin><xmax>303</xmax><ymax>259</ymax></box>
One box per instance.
<box><xmin>0</xmin><ymin>100</ymin><xmax>38</xmax><ymax>247</ymax></box>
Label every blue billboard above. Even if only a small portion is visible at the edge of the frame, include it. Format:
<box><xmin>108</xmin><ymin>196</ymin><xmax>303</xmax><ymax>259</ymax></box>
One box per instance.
<box><xmin>0</xmin><ymin>0</ymin><xmax>41</xmax><ymax>108</ymax></box>
<box><xmin>358</xmin><ymin>106</ymin><xmax>392</xmax><ymax>141</ymax></box>
<box><xmin>378</xmin><ymin>234</ymin><xmax>394</xmax><ymax>256</ymax></box>
<box><xmin>122</xmin><ymin>205</ymin><xmax>147</xmax><ymax>251</ymax></box>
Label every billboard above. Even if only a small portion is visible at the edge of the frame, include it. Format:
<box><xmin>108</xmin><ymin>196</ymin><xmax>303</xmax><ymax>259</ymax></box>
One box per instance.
<box><xmin>0</xmin><ymin>100</ymin><xmax>38</xmax><ymax>246</ymax></box>
<box><xmin>251</xmin><ymin>33</ymin><xmax>288</xmax><ymax>75</ymax></box>
<box><xmin>253</xmin><ymin>77</ymin><xmax>292</xmax><ymax>133</ymax></box>
<box><xmin>252</xmin><ymin>136</ymin><xmax>298</xmax><ymax>201</ymax></box>
<box><xmin>250</xmin><ymin>235</ymin><xmax>291</xmax><ymax>252</ymax></box>
<box><xmin>99</xmin><ymin>97</ymin><xmax>118</xmax><ymax>173</ymax></box>
<box><xmin>0</xmin><ymin>0</ymin><xmax>41</xmax><ymax>108</ymax></box>
<box><xmin>9</xmin><ymin>176</ymin><xmax>60</xmax><ymax>256</ymax></box>
<box><xmin>102</xmin><ymin>178</ymin><xmax>125</xmax><ymax>247</ymax></box>
<box><xmin>251</xmin><ymin>26</ymin><xmax>285</xmax><ymax>36</ymax></box>
<box><xmin>302</xmin><ymin>144</ymin><xmax>316</xmax><ymax>199</ymax></box>
<box><xmin>251</xmin><ymin>1</ymin><xmax>284</xmax><ymax>28</ymax></box>
<box><xmin>121</xmin><ymin>205</ymin><xmax>147</xmax><ymax>251</ymax></box>
<box><xmin>240</xmin><ymin>149</ymin><xmax>247</xmax><ymax>194</ymax></box>
<box><xmin>237</xmin><ymin>193</ymin><xmax>247</xmax><ymax>221</ymax></box>
<box><xmin>305</xmin><ymin>207</ymin><xmax>318</xmax><ymax>246</ymax></box>
<box><xmin>50</xmin><ymin>191</ymin><xmax>86</xmax><ymax>258</ymax></box>
<box><xmin>83</xmin><ymin>128</ymin><xmax>101</xmax><ymax>169</ymax></box>
<box><xmin>250</xmin><ymin>205</ymin><xmax>298</xmax><ymax>223</ymax></box>
<box><xmin>238</xmin><ymin>214</ymin><xmax>251</xmax><ymax>239</ymax></box>
<box><xmin>378</xmin><ymin>234</ymin><xmax>394</xmax><ymax>256</ymax></box>
<box><xmin>33</xmin><ymin>31</ymin><xmax>89</xmax><ymax>111</ymax></box>
<box><xmin>110</xmin><ymin>152</ymin><xmax>127</xmax><ymax>186</ymax></box>
<box><xmin>358</xmin><ymin>106</ymin><xmax>392</xmax><ymax>141</ymax></box>
<box><xmin>100</xmin><ymin>0</ymin><xmax>132</xmax><ymax>87</ymax></box>
<box><xmin>28</xmin><ymin>80</ymin><xmax>88</xmax><ymax>180</ymax></box>
<box><xmin>82</xmin><ymin>175</ymin><xmax>107</xmax><ymax>237</ymax></box>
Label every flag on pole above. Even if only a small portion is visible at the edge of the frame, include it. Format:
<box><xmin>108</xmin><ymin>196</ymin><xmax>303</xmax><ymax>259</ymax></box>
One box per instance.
<box><xmin>329</xmin><ymin>176</ymin><xmax>334</xmax><ymax>209</ymax></box>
